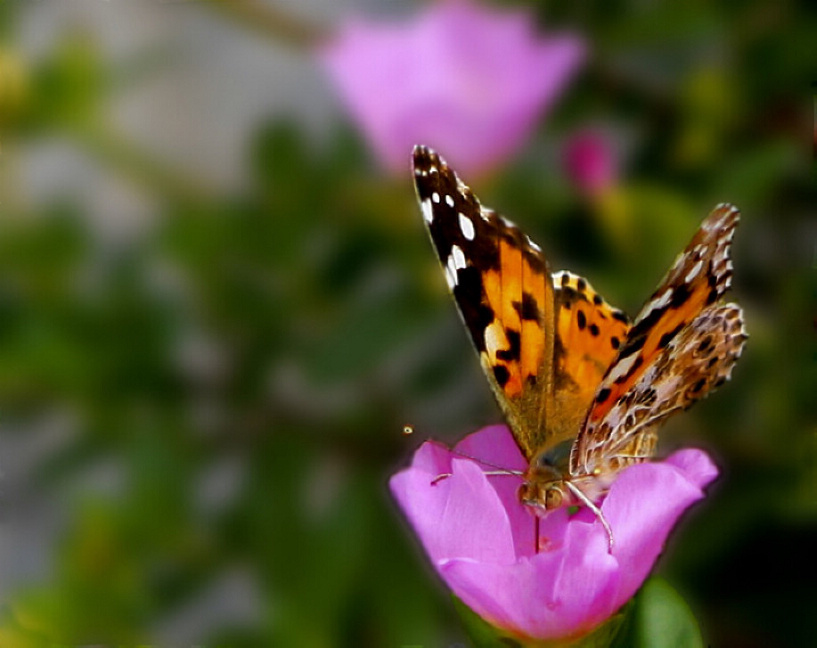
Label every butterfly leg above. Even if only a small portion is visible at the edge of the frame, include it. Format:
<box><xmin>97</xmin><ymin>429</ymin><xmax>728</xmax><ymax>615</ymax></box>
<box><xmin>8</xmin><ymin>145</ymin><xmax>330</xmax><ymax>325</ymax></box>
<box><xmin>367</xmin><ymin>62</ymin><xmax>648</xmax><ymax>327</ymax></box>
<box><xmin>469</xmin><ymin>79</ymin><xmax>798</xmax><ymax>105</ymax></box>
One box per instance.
<box><xmin>431</xmin><ymin>464</ymin><xmax>523</xmax><ymax>486</ymax></box>
<box><xmin>564</xmin><ymin>480</ymin><xmax>614</xmax><ymax>552</ymax></box>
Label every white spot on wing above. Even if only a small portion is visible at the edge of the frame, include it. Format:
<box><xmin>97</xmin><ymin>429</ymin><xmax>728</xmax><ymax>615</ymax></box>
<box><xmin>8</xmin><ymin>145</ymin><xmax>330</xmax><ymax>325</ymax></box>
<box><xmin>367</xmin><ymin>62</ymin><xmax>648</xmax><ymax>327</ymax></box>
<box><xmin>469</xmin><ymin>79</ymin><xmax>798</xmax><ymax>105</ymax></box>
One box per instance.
<box><xmin>421</xmin><ymin>199</ymin><xmax>434</xmax><ymax>224</ymax></box>
<box><xmin>640</xmin><ymin>289</ymin><xmax>672</xmax><ymax>319</ymax></box>
<box><xmin>432</xmin><ymin>192</ymin><xmax>440</xmax><ymax>204</ymax></box>
<box><xmin>451</xmin><ymin>244</ymin><xmax>466</xmax><ymax>270</ymax></box>
<box><xmin>445</xmin><ymin>264</ymin><xmax>457</xmax><ymax>289</ymax></box>
<box><xmin>459</xmin><ymin>213</ymin><xmax>475</xmax><ymax>240</ymax></box>
<box><xmin>684</xmin><ymin>259</ymin><xmax>704</xmax><ymax>283</ymax></box>
<box><xmin>445</xmin><ymin>194</ymin><xmax>455</xmax><ymax>208</ymax></box>
<box><xmin>605</xmin><ymin>352</ymin><xmax>639</xmax><ymax>385</ymax></box>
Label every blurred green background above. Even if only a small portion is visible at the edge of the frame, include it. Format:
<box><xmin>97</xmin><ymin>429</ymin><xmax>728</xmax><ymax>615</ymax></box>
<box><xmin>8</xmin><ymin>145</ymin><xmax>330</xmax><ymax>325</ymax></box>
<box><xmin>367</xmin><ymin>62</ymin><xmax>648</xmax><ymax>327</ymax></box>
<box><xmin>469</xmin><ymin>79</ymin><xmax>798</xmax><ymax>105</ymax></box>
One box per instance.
<box><xmin>1</xmin><ymin>1</ymin><xmax>815</xmax><ymax>647</ymax></box>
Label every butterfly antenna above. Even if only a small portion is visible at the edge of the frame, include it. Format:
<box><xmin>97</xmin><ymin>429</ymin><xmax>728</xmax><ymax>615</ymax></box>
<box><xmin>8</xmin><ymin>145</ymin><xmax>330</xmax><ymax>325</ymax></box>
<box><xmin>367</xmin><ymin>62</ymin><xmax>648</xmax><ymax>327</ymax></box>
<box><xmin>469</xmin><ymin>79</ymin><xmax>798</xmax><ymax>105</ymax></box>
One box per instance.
<box><xmin>564</xmin><ymin>480</ymin><xmax>614</xmax><ymax>553</ymax></box>
<box><xmin>451</xmin><ymin>448</ymin><xmax>524</xmax><ymax>474</ymax></box>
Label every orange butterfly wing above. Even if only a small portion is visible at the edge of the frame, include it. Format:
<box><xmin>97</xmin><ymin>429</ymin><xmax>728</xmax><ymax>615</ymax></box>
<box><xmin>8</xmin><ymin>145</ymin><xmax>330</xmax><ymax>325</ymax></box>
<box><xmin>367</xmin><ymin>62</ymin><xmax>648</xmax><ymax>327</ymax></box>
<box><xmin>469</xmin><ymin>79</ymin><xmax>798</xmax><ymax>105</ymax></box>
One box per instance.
<box><xmin>413</xmin><ymin>146</ymin><xmax>628</xmax><ymax>460</ymax></box>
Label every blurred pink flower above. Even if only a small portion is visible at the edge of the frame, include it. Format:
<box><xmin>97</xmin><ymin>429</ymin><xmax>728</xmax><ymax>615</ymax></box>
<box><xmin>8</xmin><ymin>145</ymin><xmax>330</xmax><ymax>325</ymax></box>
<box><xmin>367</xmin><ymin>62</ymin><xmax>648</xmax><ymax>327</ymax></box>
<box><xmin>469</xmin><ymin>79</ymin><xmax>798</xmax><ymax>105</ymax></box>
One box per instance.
<box><xmin>390</xmin><ymin>424</ymin><xmax>717</xmax><ymax>643</ymax></box>
<box><xmin>320</xmin><ymin>0</ymin><xmax>585</xmax><ymax>176</ymax></box>
<box><xmin>563</xmin><ymin>130</ymin><xmax>619</xmax><ymax>196</ymax></box>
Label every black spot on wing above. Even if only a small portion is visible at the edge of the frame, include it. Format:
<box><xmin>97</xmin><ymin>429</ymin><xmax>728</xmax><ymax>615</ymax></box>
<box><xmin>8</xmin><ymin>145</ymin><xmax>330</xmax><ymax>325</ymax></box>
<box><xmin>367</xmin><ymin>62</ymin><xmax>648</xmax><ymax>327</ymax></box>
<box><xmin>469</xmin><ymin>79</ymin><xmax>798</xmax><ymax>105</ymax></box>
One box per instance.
<box><xmin>513</xmin><ymin>292</ymin><xmax>541</xmax><ymax>321</ymax></box>
<box><xmin>577</xmin><ymin>310</ymin><xmax>587</xmax><ymax>330</ymax></box>
<box><xmin>619</xmin><ymin>302</ymin><xmax>667</xmax><ymax>358</ymax></box>
<box><xmin>658</xmin><ymin>323</ymin><xmax>684</xmax><ymax>349</ymax></box>
<box><xmin>670</xmin><ymin>282</ymin><xmax>692</xmax><ymax>308</ymax></box>
<box><xmin>496</xmin><ymin>328</ymin><xmax>521</xmax><ymax>361</ymax></box>
<box><xmin>453</xmin><ymin>267</ymin><xmax>494</xmax><ymax>352</ymax></box>
<box><xmin>493</xmin><ymin>365</ymin><xmax>510</xmax><ymax>387</ymax></box>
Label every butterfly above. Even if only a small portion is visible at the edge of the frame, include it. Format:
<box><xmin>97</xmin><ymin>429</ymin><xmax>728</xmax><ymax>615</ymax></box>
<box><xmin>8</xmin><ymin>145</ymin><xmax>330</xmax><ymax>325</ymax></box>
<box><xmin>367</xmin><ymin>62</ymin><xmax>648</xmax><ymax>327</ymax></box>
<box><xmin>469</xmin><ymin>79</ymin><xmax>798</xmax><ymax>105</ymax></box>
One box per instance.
<box><xmin>412</xmin><ymin>145</ymin><xmax>746</xmax><ymax>547</ymax></box>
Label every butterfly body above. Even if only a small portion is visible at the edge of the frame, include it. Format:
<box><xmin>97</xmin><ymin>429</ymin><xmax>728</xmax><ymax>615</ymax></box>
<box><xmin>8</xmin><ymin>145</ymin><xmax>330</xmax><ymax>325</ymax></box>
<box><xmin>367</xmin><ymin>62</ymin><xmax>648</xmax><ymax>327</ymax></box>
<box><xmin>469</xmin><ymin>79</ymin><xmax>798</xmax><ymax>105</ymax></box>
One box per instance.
<box><xmin>412</xmin><ymin>145</ymin><xmax>746</xmax><ymax>528</ymax></box>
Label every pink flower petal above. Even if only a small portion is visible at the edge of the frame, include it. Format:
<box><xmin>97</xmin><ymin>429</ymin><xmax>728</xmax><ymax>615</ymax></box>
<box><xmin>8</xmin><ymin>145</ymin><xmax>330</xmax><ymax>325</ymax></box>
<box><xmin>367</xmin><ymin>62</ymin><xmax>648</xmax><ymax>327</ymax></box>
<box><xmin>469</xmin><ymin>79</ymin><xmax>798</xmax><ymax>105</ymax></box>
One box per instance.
<box><xmin>441</xmin><ymin>518</ymin><xmax>620</xmax><ymax>640</ymax></box>
<box><xmin>390</xmin><ymin>440</ymin><xmax>518</xmax><ymax>565</ymax></box>
<box><xmin>390</xmin><ymin>425</ymin><xmax>719</xmax><ymax>641</ymax></box>
<box><xmin>320</xmin><ymin>0</ymin><xmax>585</xmax><ymax>176</ymax></box>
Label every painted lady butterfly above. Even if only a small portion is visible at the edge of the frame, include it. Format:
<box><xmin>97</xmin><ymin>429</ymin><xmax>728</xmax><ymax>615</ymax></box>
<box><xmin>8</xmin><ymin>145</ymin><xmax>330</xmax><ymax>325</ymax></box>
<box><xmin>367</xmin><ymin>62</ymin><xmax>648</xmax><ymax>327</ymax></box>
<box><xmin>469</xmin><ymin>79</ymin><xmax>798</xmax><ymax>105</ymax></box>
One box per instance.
<box><xmin>413</xmin><ymin>145</ymin><xmax>746</xmax><ymax>544</ymax></box>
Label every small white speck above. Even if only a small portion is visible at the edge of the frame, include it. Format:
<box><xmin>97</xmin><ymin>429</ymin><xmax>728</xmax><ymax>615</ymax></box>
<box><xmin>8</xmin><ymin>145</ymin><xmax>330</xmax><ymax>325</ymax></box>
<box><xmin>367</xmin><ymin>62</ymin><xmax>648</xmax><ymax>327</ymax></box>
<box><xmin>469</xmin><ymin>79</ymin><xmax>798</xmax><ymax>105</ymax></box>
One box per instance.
<box><xmin>430</xmin><ymin>166</ymin><xmax>438</xmax><ymax>174</ymax></box>
<box><xmin>432</xmin><ymin>192</ymin><xmax>440</xmax><ymax>204</ymax></box>
<box><xmin>421</xmin><ymin>199</ymin><xmax>434</xmax><ymax>224</ymax></box>
<box><xmin>527</xmin><ymin>237</ymin><xmax>542</xmax><ymax>252</ymax></box>
<box><xmin>459</xmin><ymin>213</ymin><xmax>475</xmax><ymax>240</ymax></box>
<box><xmin>445</xmin><ymin>195</ymin><xmax>455</xmax><ymax>208</ymax></box>
<box><xmin>479</xmin><ymin>208</ymin><xmax>491</xmax><ymax>222</ymax></box>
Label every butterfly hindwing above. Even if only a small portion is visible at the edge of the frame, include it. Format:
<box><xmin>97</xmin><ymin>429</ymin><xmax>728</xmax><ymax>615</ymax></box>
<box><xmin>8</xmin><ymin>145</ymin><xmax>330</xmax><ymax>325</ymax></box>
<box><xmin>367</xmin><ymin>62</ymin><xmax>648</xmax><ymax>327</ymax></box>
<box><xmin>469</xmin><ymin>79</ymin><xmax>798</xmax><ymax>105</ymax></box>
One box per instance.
<box><xmin>571</xmin><ymin>303</ymin><xmax>747</xmax><ymax>476</ymax></box>
<box><xmin>549</xmin><ymin>272</ymin><xmax>630</xmax><ymax>447</ymax></box>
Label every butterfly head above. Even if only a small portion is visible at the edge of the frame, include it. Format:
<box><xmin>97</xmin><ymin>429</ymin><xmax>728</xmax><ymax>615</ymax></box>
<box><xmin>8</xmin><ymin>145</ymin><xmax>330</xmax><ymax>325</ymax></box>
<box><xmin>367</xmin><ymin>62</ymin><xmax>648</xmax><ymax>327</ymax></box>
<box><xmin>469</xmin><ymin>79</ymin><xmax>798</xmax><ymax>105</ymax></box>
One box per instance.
<box><xmin>519</xmin><ymin>440</ymin><xmax>573</xmax><ymax>512</ymax></box>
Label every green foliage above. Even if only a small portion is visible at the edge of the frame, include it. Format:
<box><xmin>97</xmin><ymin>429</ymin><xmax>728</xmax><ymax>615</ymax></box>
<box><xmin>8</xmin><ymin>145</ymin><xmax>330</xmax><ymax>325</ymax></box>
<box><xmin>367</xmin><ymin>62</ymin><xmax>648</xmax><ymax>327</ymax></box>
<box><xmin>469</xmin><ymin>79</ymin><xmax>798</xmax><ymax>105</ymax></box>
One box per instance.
<box><xmin>613</xmin><ymin>579</ymin><xmax>703</xmax><ymax>648</ymax></box>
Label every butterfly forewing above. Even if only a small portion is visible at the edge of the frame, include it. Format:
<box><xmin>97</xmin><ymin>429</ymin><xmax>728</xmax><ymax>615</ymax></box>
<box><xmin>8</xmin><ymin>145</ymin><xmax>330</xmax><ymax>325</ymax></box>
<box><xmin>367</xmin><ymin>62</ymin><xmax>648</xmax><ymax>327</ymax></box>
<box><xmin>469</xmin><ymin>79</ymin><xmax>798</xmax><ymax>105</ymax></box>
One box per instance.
<box><xmin>581</xmin><ymin>204</ymin><xmax>739</xmax><ymax>428</ymax></box>
<box><xmin>413</xmin><ymin>146</ymin><xmax>556</xmax><ymax>459</ymax></box>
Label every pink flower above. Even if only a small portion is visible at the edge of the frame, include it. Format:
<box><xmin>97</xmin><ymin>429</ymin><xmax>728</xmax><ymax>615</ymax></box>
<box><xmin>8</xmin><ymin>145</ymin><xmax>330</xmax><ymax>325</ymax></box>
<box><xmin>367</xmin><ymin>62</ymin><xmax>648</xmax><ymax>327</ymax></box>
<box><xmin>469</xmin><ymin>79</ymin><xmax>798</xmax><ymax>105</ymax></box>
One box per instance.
<box><xmin>390</xmin><ymin>425</ymin><xmax>718</xmax><ymax>642</ymax></box>
<box><xmin>320</xmin><ymin>0</ymin><xmax>585</xmax><ymax>177</ymax></box>
<box><xmin>564</xmin><ymin>130</ymin><xmax>619</xmax><ymax>196</ymax></box>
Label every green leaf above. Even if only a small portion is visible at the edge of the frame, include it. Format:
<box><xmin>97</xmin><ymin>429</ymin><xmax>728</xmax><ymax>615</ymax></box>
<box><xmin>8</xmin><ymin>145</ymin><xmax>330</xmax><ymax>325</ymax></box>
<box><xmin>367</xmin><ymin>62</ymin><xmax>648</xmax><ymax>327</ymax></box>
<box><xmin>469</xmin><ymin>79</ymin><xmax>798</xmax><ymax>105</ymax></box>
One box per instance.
<box><xmin>614</xmin><ymin>578</ymin><xmax>704</xmax><ymax>648</ymax></box>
